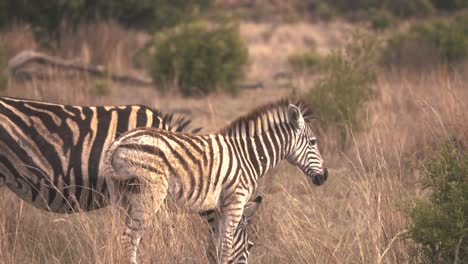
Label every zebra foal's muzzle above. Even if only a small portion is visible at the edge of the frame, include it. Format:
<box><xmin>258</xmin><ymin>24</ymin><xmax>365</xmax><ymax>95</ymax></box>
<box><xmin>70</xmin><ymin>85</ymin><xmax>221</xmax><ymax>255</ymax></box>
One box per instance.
<box><xmin>311</xmin><ymin>167</ymin><xmax>328</xmax><ymax>186</ymax></box>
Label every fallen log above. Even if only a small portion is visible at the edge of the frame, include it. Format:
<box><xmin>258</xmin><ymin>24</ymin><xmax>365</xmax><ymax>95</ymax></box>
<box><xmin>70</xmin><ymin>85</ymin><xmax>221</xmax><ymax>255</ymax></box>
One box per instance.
<box><xmin>8</xmin><ymin>50</ymin><xmax>153</xmax><ymax>86</ymax></box>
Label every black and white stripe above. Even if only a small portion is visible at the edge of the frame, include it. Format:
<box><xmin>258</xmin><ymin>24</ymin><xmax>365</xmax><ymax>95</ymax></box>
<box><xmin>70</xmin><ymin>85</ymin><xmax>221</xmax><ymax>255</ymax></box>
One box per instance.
<box><xmin>104</xmin><ymin>98</ymin><xmax>328</xmax><ymax>264</ymax></box>
<box><xmin>0</xmin><ymin>96</ymin><xmax>194</xmax><ymax>213</ymax></box>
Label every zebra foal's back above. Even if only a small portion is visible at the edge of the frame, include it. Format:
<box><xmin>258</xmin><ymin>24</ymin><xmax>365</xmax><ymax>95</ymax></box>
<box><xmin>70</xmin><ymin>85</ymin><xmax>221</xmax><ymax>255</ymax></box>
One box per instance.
<box><xmin>0</xmin><ymin>96</ymin><xmax>193</xmax><ymax>213</ymax></box>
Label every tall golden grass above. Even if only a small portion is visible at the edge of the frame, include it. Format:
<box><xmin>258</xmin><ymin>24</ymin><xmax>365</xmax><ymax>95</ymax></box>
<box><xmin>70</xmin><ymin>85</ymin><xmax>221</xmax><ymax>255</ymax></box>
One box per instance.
<box><xmin>0</xmin><ymin>21</ymin><xmax>466</xmax><ymax>263</ymax></box>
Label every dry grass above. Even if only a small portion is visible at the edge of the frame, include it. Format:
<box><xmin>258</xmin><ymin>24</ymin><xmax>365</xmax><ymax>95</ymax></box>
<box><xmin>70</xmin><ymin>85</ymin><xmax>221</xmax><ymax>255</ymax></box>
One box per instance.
<box><xmin>0</xmin><ymin>20</ymin><xmax>467</xmax><ymax>264</ymax></box>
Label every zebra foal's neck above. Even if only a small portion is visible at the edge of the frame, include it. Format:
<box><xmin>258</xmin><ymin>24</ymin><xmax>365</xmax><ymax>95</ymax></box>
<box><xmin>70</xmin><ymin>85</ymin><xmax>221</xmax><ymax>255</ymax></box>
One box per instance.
<box><xmin>219</xmin><ymin>98</ymin><xmax>311</xmax><ymax>177</ymax></box>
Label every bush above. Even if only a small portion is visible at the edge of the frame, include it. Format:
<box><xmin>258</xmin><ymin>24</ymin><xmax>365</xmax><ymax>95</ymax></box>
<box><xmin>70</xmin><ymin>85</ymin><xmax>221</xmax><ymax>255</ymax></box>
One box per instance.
<box><xmin>422</xmin><ymin>14</ymin><xmax>468</xmax><ymax>63</ymax></box>
<box><xmin>288</xmin><ymin>50</ymin><xmax>322</xmax><ymax>71</ymax></box>
<box><xmin>149</xmin><ymin>21</ymin><xmax>248</xmax><ymax>96</ymax></box>
<box><xmin>381</xmin><ymin>15</ymin><xmax>468</xmax><ymax>68</ymax></box>
<box><xmin>370</xmin><ymin>9</ymin><xmax>394</xmax><ymax>30</ymax></box>
<box><xmin>408</xmin><ymin>139</ymin><xmax>467</xmax><ymax>263</ymax></box>
<box><xmin>303</xmin><ymin>33</ymin><xmax>379</xmax><ymax>130</ymax></box>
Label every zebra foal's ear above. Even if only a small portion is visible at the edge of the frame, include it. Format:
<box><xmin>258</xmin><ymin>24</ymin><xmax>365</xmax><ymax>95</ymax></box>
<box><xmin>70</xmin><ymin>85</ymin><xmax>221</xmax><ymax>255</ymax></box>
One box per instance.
<box><xmin>287</xmin><ymin>104</ymin><xmax>305</xmax><ymax>131</ymax></box>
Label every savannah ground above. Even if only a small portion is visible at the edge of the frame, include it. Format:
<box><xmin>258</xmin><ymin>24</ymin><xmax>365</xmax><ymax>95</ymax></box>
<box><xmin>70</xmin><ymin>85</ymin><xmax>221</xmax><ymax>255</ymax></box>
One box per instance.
<box><xmin>0</xmin><ymin>11</ymin><xmax>467</xmax><ymax>264</ymax></box>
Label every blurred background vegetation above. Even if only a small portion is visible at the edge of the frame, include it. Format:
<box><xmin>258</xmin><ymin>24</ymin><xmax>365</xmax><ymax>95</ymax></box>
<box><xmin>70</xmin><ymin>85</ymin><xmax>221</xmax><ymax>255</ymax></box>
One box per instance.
<box><xmin>0</xmin><ymin>0</ymin><xmax>211</xmax><ymax>43</ymax></box>
<box><xmin>1</xmin><ymin>0</ymin><xmax>467</xmax><ymax>97</ymax></box>
<box><xmin>0</xmin><ymin>1</ymin><xmax>467</xmax><ymax>263</ymax></box>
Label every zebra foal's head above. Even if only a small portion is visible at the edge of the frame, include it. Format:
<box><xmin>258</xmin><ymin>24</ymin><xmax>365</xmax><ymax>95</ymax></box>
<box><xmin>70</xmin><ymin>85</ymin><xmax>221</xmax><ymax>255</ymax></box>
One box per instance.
<box><xmin>286</xmin><ymin>103</ymin><xmax>328</xmax><ymax>186</ymax></box>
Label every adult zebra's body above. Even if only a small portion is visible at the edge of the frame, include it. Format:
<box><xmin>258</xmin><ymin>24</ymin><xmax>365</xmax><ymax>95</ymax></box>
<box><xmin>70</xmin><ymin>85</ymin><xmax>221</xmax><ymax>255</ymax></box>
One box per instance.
<box><xmin>0</xmin><ymin>96</ymin><xmax>194</xmax><ymax>213</ymax></box>
<box><xmin>104</xmin><ymin>98</ymin><xmax>328</xmax><ymax>264</ymax></box>
<box><xmin>0</xmin><ymin>96</ymin><xmax>257</xmax><ymax>263</ymax></box>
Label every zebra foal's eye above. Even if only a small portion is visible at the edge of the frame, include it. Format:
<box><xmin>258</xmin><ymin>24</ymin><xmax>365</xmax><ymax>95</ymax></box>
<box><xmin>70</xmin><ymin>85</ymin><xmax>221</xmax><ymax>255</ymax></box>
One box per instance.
<box><xmin>309</xmin><ymin>138</ymin><xmax>317</xmax><ymax>146</ymax></box>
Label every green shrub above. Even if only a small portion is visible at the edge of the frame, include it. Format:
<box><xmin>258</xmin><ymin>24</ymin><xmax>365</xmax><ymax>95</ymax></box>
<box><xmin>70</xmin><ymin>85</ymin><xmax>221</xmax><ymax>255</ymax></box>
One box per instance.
<box><xmin>408</xmin><ymin>139</ymin><xmax>467</xmax><ymax>263</ymax></box>
<box><xmin>420</xmin><ymin>14</ymin><xmax>468</xmax><ymax>64</ymax></box>
<box><xmin>149</xmin><ymin>21</ymin><xmax>248</xmax><ymax>96</ymax></box>
<box><xmin>303</xmin><ymin>33</ymin><xmax>379</xmax><ymax>130</ymax></box>
<box><xmin>371</xmin><ymin>9</ymin><xmax>394</xmax><ymax>30</ymax></box>
<box><xmin>382</xmin><ymin>15</ymin><xmax>468</xmax><ymax>68</ymax></box>
<box><xmin>0</xmin><ymin>45</ymin><xmax>8</xmax><ymax>90</ymax></box>
<box><xmin>317</xmin><ymin>3</ymin><xmax>335</xmax><ymax>21</ymax></box>
<box><xmin>288</xmin><ymin>50</ymin><xmax>322</xmax><ymax>71</ymax></box>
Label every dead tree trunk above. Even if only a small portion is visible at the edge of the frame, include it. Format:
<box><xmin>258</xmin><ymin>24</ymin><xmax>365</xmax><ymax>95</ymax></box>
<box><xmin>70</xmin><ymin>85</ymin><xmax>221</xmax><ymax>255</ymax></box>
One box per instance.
<box><xmin>8</xmin><ymin>50</ymin><xmax>153</xmax><ymax>86</ymax></box>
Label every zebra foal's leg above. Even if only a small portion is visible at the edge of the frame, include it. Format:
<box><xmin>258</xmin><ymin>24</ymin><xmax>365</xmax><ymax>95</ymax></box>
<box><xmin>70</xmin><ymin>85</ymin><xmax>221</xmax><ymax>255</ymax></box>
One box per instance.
<box><xmin>109</xmin><ymin>178</ymin><xmax>168</xmax><ymax>264</ymax></box>
<box><xmin>217</xmin><ymin>189</ymin><xmax>250</xmax><ymax>264</ymax></box>
<box><xmin>107</xmin><ymin>179</ymin><xmax>142</xmax><ymax>264</ymax></box>
<box><xmin>107</xmin><ymin>152</ymin><xmax>169</xmax><ymax>263</ymax></box>
<box><xmin>218</xmin><ymin>206</ymin><xmax>246</xmax><ymax>264</ymax></box>
<box><xmin>206</xmin><ymin>195</ymin><xmax>263</xmax><ymax>264</ymax></box>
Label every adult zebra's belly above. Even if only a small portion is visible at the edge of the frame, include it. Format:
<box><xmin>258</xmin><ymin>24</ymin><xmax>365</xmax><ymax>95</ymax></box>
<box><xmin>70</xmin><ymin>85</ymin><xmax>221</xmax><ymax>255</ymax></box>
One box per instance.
<box><xmin>2</xmin><ymin>170</ymin><xmax>110</xmax><ymax>214</ymax></box>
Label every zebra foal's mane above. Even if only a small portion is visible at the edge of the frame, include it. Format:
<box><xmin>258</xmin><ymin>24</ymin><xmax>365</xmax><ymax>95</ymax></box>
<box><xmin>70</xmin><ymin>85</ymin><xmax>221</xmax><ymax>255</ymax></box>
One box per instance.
<box><xmin>219</xmin><ymin>97</ymin><xmax>314</xmax><ymax>136</ymax></box>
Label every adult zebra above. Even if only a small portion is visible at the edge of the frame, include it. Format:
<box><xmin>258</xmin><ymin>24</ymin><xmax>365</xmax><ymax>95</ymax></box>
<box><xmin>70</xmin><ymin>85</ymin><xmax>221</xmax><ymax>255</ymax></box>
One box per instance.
<box><xmin>0</xmin><ymin>96</ymin><xmax>195</xmax><ymax>213</ymax></box>
<box><xmin>104</xmin><ymin>98</ymin><xmax>328</xmax><ymax>264</ymax></box>
<box><xmin>0</xmin><ymin>96</ymin><xmax>258</xmax><ymax>263</ymax></box>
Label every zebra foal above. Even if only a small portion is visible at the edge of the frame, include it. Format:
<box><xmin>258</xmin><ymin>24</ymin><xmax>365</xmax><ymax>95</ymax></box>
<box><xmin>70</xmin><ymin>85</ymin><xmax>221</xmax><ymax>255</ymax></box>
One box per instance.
<box><xmin>104</xmin><ymin>98</ymin><xmax>328</xmax><ymax>264</ymax></box>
